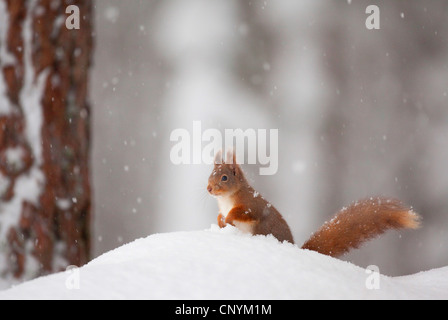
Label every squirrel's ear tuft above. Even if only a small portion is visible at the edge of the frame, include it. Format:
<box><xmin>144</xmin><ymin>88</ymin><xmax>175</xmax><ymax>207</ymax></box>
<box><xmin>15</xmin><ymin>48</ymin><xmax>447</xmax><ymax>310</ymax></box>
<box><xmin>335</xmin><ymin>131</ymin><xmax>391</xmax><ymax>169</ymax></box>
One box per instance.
<box><xmin>225</xmin><ymin>147</ymin><xmax>236</xmax><ymax>165</ymax></box>
<box><xmin>214</xmin><ymin>149</ymin><xmax>223</xmax><ymax>165</ymax></box>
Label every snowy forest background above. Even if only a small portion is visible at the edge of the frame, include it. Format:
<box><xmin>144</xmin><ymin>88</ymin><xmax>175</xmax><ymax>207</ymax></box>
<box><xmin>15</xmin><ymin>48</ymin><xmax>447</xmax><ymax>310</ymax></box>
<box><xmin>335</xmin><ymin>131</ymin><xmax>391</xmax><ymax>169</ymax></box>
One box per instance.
<box><xmin>91</xmin><ymin>0</ymin><xmax>448</xmax><ymax>277</ymax></box>
<box><xmin>2</xmin><ymin>0</ymin><xmax>447</xmax><ymax>291</ymax></box>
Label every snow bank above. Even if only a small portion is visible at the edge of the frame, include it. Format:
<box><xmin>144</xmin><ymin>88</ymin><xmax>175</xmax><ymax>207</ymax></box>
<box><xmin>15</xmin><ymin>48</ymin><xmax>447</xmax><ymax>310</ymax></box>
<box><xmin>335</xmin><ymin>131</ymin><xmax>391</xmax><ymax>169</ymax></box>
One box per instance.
<box><xmin>0</xmin><ymin>226</ymin><xmax>447</xmax><ymax>299</ymax></box>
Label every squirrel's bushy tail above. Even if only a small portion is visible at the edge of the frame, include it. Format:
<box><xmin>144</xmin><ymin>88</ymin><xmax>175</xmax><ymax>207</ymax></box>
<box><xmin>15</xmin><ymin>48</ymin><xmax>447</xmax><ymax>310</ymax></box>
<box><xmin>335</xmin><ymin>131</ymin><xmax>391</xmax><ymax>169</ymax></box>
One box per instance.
<box><xmin>301</xmin><ymin>197</ymin><xmax>421</xmax><ymax>257</ymax></box>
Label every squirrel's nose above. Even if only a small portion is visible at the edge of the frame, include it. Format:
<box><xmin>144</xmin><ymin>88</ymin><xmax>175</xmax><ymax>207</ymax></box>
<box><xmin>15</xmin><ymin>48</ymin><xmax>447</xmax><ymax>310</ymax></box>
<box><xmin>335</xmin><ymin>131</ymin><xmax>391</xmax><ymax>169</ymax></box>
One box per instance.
<box><xmin>207</xmin><ymin>185</ymin><xmax>212</xmax><ymax>193</ymax></box>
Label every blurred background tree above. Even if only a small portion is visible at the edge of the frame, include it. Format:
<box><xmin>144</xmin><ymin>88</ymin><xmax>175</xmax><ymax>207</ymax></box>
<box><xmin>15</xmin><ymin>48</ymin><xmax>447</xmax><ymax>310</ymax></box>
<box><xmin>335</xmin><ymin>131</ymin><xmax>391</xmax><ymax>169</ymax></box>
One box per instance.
<box><xmin>0</xmin><ymin>0</ymin><xmax>92</xmax><ymax>281</ymax></box>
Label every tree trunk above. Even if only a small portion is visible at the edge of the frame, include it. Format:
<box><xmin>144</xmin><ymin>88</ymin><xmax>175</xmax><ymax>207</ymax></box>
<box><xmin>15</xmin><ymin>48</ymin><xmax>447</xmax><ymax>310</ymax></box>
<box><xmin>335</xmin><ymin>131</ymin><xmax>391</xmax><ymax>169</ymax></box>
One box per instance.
<box><xmin>0</xmin><ymin>0</ymin><xmax>92</xmax><ymax>281</ymax></box>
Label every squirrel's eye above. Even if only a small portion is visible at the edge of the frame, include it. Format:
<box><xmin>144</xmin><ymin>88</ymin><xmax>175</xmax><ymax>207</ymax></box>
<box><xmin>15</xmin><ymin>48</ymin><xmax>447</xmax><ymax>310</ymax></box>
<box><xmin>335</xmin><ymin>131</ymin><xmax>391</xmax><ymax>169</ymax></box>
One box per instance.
<box><xmin>221</xmin><ymin>175</ymin><xmax>228</xmax><ymax>182</ymax></box>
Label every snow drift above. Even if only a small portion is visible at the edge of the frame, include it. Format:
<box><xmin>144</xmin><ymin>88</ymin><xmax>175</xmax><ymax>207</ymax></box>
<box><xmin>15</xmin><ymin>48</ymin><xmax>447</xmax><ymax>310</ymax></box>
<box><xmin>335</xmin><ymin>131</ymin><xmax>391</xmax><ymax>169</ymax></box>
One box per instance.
<box><xmin>0</xmin><ymin>225</ymin><xmax>447</xmax><ymax>299</ymax></box>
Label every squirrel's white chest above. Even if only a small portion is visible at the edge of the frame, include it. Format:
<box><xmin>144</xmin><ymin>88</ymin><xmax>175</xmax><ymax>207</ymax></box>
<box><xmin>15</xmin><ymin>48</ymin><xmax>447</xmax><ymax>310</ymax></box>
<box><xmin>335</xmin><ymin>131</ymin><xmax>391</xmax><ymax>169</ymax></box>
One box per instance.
<box><xmin>216</xmin><ymin>195</ymin><xmax>255</xmax><ymax>234</ymax></box>
<box><xmin>217</xmin><ymin>196</ymin><xmax>234</xmax><ymax>217</ymax></box>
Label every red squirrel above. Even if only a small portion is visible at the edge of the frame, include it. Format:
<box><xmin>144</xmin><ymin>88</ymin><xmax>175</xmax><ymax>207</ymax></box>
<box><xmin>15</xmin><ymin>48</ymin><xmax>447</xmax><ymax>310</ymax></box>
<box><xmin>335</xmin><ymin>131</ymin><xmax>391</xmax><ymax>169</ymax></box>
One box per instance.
<box><xmin>207</xmin><ymin>150</ymin><xmax>421</xmax><ymax>257</ymax></box>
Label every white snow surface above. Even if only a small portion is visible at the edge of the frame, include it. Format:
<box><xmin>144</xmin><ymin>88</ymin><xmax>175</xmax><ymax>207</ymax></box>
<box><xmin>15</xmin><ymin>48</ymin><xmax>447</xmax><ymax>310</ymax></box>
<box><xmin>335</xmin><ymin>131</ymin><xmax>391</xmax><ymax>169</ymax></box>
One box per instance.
<box><xmin>0</xmin><ymin>225</ymin><xmax>447</xmax><ymax>300</ymax></box>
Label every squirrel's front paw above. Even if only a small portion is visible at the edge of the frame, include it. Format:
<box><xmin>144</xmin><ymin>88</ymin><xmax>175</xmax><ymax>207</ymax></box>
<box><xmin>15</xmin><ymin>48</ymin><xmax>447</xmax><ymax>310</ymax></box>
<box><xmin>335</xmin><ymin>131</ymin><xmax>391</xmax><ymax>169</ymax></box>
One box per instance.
<box><xmin>217</xmin><ymin>214</ymin><xmax>226</xmax><ymax>228</ymax></box>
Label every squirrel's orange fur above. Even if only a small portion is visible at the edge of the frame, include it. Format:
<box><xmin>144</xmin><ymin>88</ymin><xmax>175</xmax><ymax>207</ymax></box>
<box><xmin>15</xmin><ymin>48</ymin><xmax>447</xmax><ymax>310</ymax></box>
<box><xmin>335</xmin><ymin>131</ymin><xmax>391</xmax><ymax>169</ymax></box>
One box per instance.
<box><xmin>207</xmin><ymin>150</ymin><xmax>421</xmax><ymax>258</ymax></box>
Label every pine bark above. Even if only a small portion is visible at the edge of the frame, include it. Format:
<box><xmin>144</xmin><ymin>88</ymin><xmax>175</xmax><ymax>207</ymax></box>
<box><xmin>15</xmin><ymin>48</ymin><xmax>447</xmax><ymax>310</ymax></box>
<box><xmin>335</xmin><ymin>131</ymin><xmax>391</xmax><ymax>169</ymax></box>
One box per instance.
<box><xmin>0</xmin><ymin>0</ymin><xmax>92</xmax><ymax>279</ymax></box>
